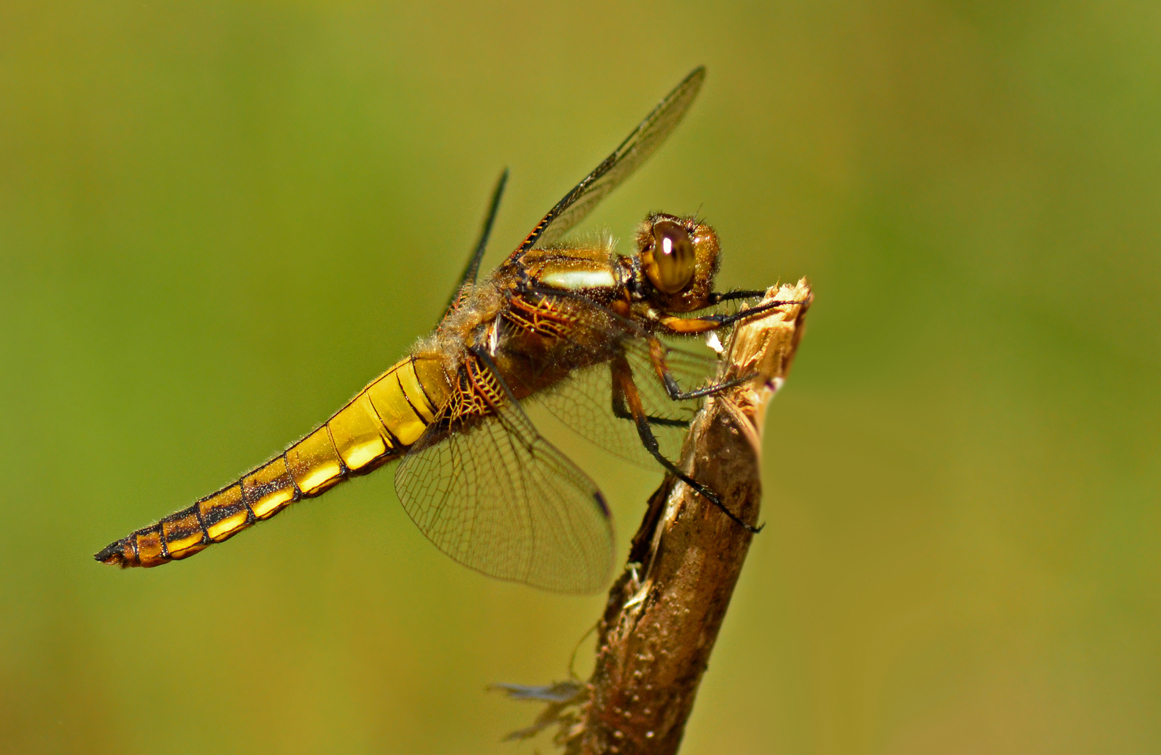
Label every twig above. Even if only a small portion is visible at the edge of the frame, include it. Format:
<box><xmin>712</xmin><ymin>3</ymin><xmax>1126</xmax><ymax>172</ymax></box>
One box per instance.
<box><xmin>580</xmin><ymin>280</ymin><xmax>812</xmax><ymax>754</ymax></box>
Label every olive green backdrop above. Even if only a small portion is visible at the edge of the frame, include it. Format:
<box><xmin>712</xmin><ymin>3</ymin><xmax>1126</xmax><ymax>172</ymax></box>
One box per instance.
<box><xmin>2</xmin><ymin>1</ymin><xmax>1157</xmax><ymax>753</ymax></box>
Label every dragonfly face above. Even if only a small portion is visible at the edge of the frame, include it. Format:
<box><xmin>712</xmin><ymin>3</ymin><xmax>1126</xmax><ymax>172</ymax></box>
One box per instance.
<box><xmin>96</xmin><ymin>67</ymin><xmax>791</xmax><ymax>593</ymax></box>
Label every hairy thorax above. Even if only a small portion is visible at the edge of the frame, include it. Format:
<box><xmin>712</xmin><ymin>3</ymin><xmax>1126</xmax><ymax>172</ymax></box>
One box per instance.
<box><xmin>414</xmin><ymin>240</ymin><xmax>632</xmax><ymax>406</ymax></box>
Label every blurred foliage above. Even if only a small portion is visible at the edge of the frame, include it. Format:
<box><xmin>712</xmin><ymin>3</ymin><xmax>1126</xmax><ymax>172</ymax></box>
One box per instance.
<box><xmin>2</xmin><ymin>1</ymin><xmax>1158</xmax><ymax>753</ymax></box>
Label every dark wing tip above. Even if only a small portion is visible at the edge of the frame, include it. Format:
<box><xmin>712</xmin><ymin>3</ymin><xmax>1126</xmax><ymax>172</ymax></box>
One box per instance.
<box><xmin>593</xmin><ymin>491</ymin><xmax>611</xmax><ymax>517</ymax></box>
<box><xmin>681</xmin><ymin>66</ymin><xmax>707</xmax><ymax>94</ymax></box>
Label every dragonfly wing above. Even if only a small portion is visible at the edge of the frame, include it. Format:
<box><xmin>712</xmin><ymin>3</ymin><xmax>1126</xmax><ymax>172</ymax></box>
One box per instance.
<box><xmin>442</xmin><ymin>168</ymin><xmax>509</xmax><ymax>319</ymax></box>
<box><xmin>495</xmin><ymin>287</ymin><xmax>724</xmax><ymax>469</ymax></box>
<box><xmin>394</xmin><ymin>371</ymin><xmax>614</xmax><ymax>594</ymax></box>
<box><xmin>514</xmin><ymin>67</ymin><xmax>706</xmax><ymax>256</ymax></box>
<box><xmin>532</xmin><ymin>335</ymin><xmax>722</xmax><ymax>469</ymax></box>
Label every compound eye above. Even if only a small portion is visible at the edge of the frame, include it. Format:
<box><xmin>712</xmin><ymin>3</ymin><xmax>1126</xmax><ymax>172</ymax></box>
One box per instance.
<box><xmin>645</xmin><ymin>221</ymin><xmax>695</xmax><ymax>294</ymax></box>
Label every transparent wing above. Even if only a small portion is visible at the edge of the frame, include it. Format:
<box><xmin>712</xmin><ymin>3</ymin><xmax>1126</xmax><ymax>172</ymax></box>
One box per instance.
<box><xmin>493</xmin><ymin>285</ymin><xmax>728</xmax><ymax>469</ymax></box>
<box><xmin>514</xmin><ymin>67</ymin><xmax>706</xmax><ymax>256</ymax></box>
<box><xmin>532</xmin><ymin>334</ymin><xmax>722</xmax><ymax>469</ymax></box>
<box><xmin>442</xmin><ymin>168</ymin><xmax>509</xmax><ymax>319</ymax></box>
<box><xmin>394</xmin><ymin>379</ymin><xmax>615</xmax><ymax>594</ymax></box>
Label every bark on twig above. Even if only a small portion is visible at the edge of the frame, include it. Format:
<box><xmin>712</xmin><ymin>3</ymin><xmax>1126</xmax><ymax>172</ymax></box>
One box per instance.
<box><xmin>573</xmin><ymin>280</ymin><xmax>812</xmax><ymax>754</ymax></box>
<box><xmin>495</xmin><ymin>280</ymin><xmax>812</xmax><ymax>754</ymax></box>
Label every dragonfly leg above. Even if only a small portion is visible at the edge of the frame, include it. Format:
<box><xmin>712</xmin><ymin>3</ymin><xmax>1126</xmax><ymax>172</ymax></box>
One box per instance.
<box><xmin>657</xmin><ymin>297</ymin><xmax>808</xmax><ymax>335</ymax></box>
<box><xmin>707</xmin><ymin>289</ymin><xmax>766</xmax><ymax>304</ymax></box>
<box><xmin>610</xmin><ymin>369</ymin><xmax>688</xmax><ymax>427</ymax></box>
<box><xmin>612</xmin><ymin>356</ymin><xmax>761</xmax><ymax>534</ymax></box>
<box><xmin>644</xmin><ymin>337</ymin><xmax>754</xmax><ymax>402</ymax></box>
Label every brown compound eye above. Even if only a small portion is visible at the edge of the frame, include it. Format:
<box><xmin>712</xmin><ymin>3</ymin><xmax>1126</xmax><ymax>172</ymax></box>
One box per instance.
<box><xmin>644</xmin><ymin>220</ymin><xmax>695</xmax><ymax>294</ymax></box>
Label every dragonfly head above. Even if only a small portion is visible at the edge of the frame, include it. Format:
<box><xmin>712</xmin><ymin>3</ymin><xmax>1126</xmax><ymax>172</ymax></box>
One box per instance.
<box><xmin>634</xmin><ymin>213</ymin><xmax>721</xmax><ymax>313</ymax></box>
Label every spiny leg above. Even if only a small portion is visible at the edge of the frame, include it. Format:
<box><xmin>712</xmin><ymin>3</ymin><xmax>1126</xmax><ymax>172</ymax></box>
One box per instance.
<box><xmin>644</xmin><ymin>337</ymin><xmax>755</xmax><ymax>402</ymax></box>
<box><xmin>706</xmin><ymin>289</ymin><xmax>766</xmax><ymax>304</ymax></box>
<box><xmin>609</xmin><ymin>363</ymin><xmax>689</xmax><ymax>428</ymax></box>
<box><xmin>649</xmin><ymin>295</ymin><xmax>809</xmax><ymax>400</ymax></box>
<box><xmin>612</xmin><ymin>355</ymin><xmax>761</xmax><ymax>533</ymax></box>
<box><xmin>658</xmin><ymin>296</ymin><xmax>808</xmax><ymax>336</ymax></box>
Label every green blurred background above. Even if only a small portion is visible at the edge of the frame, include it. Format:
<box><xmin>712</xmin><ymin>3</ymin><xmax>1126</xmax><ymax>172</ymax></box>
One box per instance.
<box><xmin>2</xmin><ymin>1</ymin><xmax>1158</xmax><ymax>753</ymax></box>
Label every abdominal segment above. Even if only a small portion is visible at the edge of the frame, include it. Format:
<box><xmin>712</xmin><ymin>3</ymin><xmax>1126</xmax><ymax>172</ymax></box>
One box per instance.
<box><xmin>95</xmin><ymin>355</ymin><xmax>450</xmax><ymax>568</ymax></box>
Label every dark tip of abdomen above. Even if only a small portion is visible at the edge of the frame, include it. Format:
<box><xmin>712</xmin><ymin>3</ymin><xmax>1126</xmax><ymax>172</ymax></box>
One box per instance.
<box><xmin>94</xmin><ymin>540</ymin><xmax>131</xmax><ymax>567</ymax></box>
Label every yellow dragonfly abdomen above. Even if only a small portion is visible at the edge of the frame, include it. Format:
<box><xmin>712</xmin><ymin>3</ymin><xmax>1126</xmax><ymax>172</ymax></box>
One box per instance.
<box><xmin>97</xmin><ymin>355</ymin><xmax>451</xmax><ymax>568</ymax></box>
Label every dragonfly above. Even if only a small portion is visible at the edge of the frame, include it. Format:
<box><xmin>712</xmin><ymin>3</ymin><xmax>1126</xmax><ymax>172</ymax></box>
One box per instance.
<box><xmin>95</xmin><ymin>66</ymin><xmax>793</xmax><ymax>593</ymax></box>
